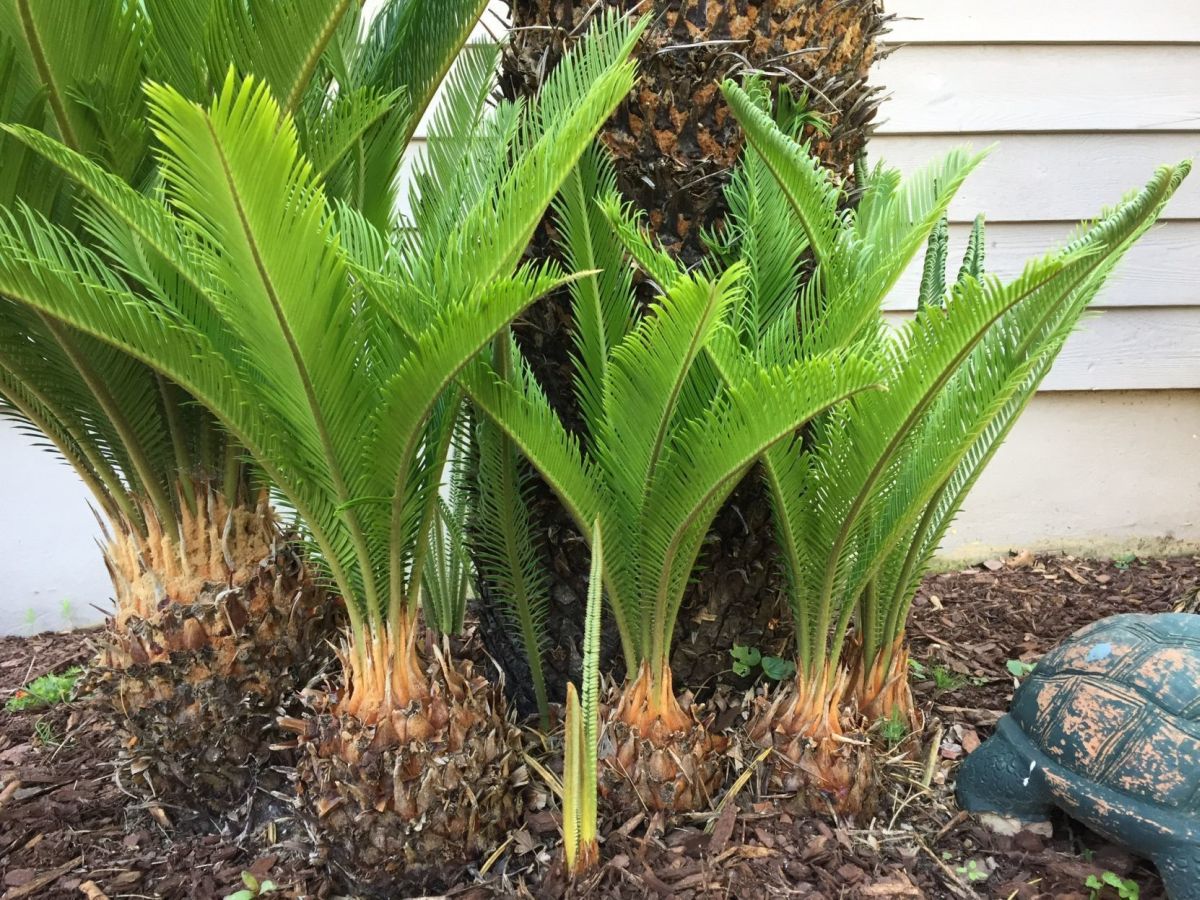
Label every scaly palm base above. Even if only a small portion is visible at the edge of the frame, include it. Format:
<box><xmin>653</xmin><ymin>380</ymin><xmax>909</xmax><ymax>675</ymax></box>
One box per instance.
<box><xmin>602</xmin><ymin>662</ymin><xmax>728</xmax><ymax>812</ymax></box>
<box><xmin>850</xmin><ymin>635</ymin><xmax>921</xmax><ymax>733</ymax></box>
<box><xmin>285</xmin><ymin>637</ymin><xmax>526</xmax><ymax>893</ymax></box>
<box><xmin>749</xmin><ymin>666</ymin><xmax>874</xmax><ymax>817</ymax></box>
<box><xmin>94</xmin><ymin>491</ymin><xmax>332</xmax><ymax>811</ymax></box>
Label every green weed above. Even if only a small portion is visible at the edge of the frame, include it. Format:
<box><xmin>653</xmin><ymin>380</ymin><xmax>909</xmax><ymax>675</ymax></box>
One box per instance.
<box><xmin>5</xmin><ymin>667</ymin><xmax>81</xmax><ymax>712</ymax></box>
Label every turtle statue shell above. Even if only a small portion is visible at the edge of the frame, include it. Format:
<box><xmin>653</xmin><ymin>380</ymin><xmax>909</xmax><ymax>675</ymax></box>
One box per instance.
<box><xmin>957</xmin><ymin>613</ymin><xmax>1200</xmax><ymax>900</ymax></box>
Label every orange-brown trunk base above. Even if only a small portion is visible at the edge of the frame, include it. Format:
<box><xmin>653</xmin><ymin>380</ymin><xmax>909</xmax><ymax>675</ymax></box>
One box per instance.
<box><xmin>850</xmin><ymin>635</ymin><xmax>922</xmax><ymax>734</ymax></box>
<box><xmin>748</xmin><ymin>667</ymin><xmax>875</xmax><ymax>819</ymax></box>
<box><xmin>569</xmin><ymin>838</ymin><xmax>601</xmax><ymax>878</ymax></box>
<box><xmin>284</xmin><ymin>643</ymin><xmax>525</xmax><ymax>895</ymax></box>
<box><xmin>602</xmin><ymin>662</ymin><xmax>728</xmax><ymax>813</ymax></box>
<box><xmin>92</xmin><ymin>495</ymin><xmax>333</xmax><ymax>812</ymax></box>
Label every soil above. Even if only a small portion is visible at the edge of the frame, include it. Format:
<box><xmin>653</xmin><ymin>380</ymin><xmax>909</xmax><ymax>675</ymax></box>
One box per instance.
<box><xmin>1</xmin><ymin>553</ymin><xmax>1196</xmax><ymax>899</ymax></box>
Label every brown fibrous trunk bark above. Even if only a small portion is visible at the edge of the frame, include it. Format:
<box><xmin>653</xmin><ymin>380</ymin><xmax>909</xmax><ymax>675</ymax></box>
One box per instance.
<box><xmin>602</xmin><ymin>660</ymin><xmax>728</xmax><ymax>811</ymax></box>
<box><xmin>94</xmin><ymin>489</ymin><xmax>334</xmax><ymax>812</ymax></box>
<box><xmin>749</xmin><ymin>664</ymin><xmax>874</xmax><ymax>817</ymax></box>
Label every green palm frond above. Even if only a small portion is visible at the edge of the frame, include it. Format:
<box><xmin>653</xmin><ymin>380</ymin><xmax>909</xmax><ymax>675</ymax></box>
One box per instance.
<box><xmin>855</xmin><ymin>163</ymin><xmax>1189</xmax><ymax>676</ymax></box>
<box><xmin>917</xmin><ymin>216</ymin><xmax>948</xmax><ymax>311</ymax></box>
<box><xmin>207</xmin><ymin>0</ymin><xmax>359</xmax><ymax>115</ymax></box>
<box><xmin>3</xmin><ymin>0</ymin><xmax>146</xmax><ymax>170</ymax></box>
<box><xmin>957</xmin><ymin>214</ymin><xmax>987</xmax><ymax>284</ymax></box>
<box><xmin>0</xmin><ymin>10</ymin><xmax>647</xmax><ymax>674</ymax></box>
<box><xmin>471</xmin><ymin>218</ymin><xmax>881</xmax><ymax>680</ymax></box>
<box><xmin>720</xmin><ymin>80</ymin><xmax>842</xmax><ymax>271</ymax></box>
<box><xmin>0</xmin><ymin>0</ymin><xmax>473</xmax><ymax>561</ymax></box>
<box><xmin>421</xmin><ymin>410</ymin><xmax>473</xmax><ymax>638</ymax></box>
<box><xmin>703</xmin><ymin>79</ymin><xmax>1188</xmax><ymax>702</ymax></box>
<box><xmin>471</xmin><ymin>415</ymin><xmax>553</xmax><ymax>727</ymax></box>
<box><xmin>553</xmin><ymin>144</ymin><xmax>636</xmax><ymax>435</ymax></box>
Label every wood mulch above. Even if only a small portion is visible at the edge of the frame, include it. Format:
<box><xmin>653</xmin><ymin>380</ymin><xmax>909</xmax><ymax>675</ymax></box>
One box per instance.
<box><xmin>0</xmin><ymin>553</ymin><xmax>1196</xmax><ymax>899</ymax></box>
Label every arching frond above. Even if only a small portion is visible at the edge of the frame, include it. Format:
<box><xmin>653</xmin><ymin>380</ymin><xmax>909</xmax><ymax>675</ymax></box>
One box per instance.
<box><xmin>1</xmin><ymin>10</ymin><xmax>647</xmax><ymax>670</ymax></box>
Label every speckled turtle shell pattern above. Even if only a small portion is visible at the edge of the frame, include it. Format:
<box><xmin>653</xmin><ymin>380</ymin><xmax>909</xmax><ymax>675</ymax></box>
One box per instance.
<box><xmin>956</xmin><ymin>613</ymin><xmax>1200</xmax><ymax>900</ymax></box>
<box><xmin>1012</xmin><ymin>613</ymin><xmax>1200</xmax><ymax>807</ymax></box>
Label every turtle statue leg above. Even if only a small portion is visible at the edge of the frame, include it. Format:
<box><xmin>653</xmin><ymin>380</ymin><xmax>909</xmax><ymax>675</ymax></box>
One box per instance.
<box><xmin>955</xmin><ymin>721</ymin><xmax>1053</xmax><ymax>821</ymax></box>
<box><xmin>1155</xmin><ymin>844</ymin><xmax>1200</xmax><ymax>900</ymax></box>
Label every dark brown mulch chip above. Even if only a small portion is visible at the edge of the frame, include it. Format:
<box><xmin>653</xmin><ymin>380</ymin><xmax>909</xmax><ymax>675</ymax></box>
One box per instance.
<box><xmin>0</xmin><ymin>553</ymin><xmax>1196</xmax><ymax>898</ymax></box>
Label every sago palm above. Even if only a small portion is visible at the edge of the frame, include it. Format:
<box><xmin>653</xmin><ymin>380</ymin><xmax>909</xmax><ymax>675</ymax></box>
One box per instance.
<box><xmin>467</xmin><ymin>144</ymin><xmax>881</xmax><ymax>811</ymax></box>
<box><xmin>0</xmin><ymin>12</ymin><xmax>645</xmax><ymax>887</ymax></box>
<box><xmin>486</xmin><ymin>0</ymin><xmax>891</xmax><ymax>708</ymax></box>
<box><xmin>606</xmin><ymin>80</ymin><xmax>1189</xmax><ymax>815</ymax></box>
<box><xmin>714</xmin><ymin>82</ymin><xmax>1188</xmax><ymax>814</ymax></box>
<box><xmin>0</xmin><ymin>0</ymin><xmax>480</xmax><ymax>808</ymax></box>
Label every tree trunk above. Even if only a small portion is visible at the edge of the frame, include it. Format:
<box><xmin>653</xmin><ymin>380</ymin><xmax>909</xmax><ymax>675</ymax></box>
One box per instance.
<box><xmin>480</xmin><ymin>0</ymin><xmax>889</xmax><ymax>715</ymax></box>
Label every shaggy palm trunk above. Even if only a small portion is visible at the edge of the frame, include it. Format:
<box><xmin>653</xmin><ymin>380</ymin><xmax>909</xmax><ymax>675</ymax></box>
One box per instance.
<box><xmin>94</xmin><ymin>488</ymin><xmax>333</xmax><ymax>812</ymax></box>
<box><xmin>280</xmin><ymin>618</ymin><xmax>525</xmax><ymax>894</ymax></box>
<box><xmin>748</xmin><ymin>664</ymin><xmax>874</xmax><ymax>816</ymax></box>
<box><xmin>602</xmin><ymin>659</ymin><xmax>728</xmax><ymax>811</ymax></box>
<box><xmin>487</xmin><ymin>0</ymin><xmax>889</xmax><ymax>709</ymax></box>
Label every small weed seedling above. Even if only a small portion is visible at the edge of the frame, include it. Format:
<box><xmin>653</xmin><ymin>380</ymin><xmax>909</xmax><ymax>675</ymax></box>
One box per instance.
<box><xmin>225</xmin><ymin>872</ymin><xmax>279</xmax><ymax>900</ymax></box>
<box><xmin>1113</xmin><ymin>553</ymin><xmax>1137</xmax><ymax>572</ymax></box>
<box><xmin>955</xmin><ymin>858</ymin><xmax>990</xmax><ymax>883</ymax></box>
<box><xmin>1085</xmin><ymin>871</ymin><xmax>1139</xmax><ymax>900</ymax></box>
<box><xmin>879</xmin><ymin>710</ymin><xmax>909</xmax><ymax>744</ymax></box>
<box><xmin>932</xmin><ymin>665</ymin><xmax>968</xmax><ymax>693</ymax></box>
<box><xmin>730</xmin><ymin>646</ymin><xmax>796</xmax><ymax>681</ymax></box>
<box><xmin>730</xmin><ymin>644</ymin><xmax>761</xmax><ymax>676</ymax></box>
<box><xmin>5</xmin><ymin>667</ymin><xmax>81</xmax><ymax>712</ymax></box>
<box><xmin>908</xmin><ymin>658</ymin><xmax>929</xmax><ymax>680</ymax></box>
<box><xmin>1006</xmin><ymin>659</ymin><xmax>1036</xmax><ymax>679</ymax></box>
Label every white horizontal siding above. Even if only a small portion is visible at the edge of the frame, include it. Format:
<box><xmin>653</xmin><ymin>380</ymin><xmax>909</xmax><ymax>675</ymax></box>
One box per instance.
<box><xmin>886</xmin><ymin>221</ymin><xmax>1199</xmax><ymax>310</ymax></box>
<box><xmin>885</xmin><ymin>0</ymin><xmax>1200</xmax><ymax>44</ymax></box>
<box><xmin>870</xmin><ymin>133</ymin><xmax>1200</xmax><ymax>221</ymax></box>
<box><xmin>875</xmin><ymin>4</ymin><xmax>1199</xmax><ymax>393</ymax></box>
<box><xmin>1043</xmin><ymin>308</ymin><xmax>1200</xmax><ymax>391</ymax></box>
<box><xmin>884</xmin><ymin>307</ymin><xmax>1200</xmax><ymax>391</ymax></box>
<box><xmin>874</xmin><ymin>45</ymin><xmax>1200</xmax><ymax>133</ymax></box>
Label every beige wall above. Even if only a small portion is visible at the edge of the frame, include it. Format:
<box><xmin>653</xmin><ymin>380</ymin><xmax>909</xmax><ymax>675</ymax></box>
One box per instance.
<box><xmin>878</xmin><ymin>0</ymin><xmax>1200</xmax><ymax>558</ymax></box>
<box><xmin>941</xmin><ymin>390</ymin><xmax>1200</xmax><ymax>560</ymax></box>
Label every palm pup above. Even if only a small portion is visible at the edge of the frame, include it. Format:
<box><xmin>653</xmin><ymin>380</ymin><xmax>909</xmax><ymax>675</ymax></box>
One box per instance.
<box><xmin>485</xmin><ymin>0</ymin><xmax>891</xmax><ymax>705</ymax></box>
<box><xmin>467</xmin><ymin>143</ymin><xmax>880</xmax><ymax>812</ymax></box>
<box><xmin>612</xmin><ymin>80</ymin><xmax>1189</xmax><ymax>814</ymax></box>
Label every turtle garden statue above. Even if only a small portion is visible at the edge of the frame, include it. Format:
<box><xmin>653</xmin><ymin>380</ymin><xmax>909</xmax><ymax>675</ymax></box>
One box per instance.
<box><xmin>957</xmin><ymin>613</ymin><xmax>1200</xmax><ymax>900</ymax></box>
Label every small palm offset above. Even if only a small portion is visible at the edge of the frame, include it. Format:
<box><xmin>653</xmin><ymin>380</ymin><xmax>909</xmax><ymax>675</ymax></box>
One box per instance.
<box><xmin>468</xmin><ymin>144</ymin><xmax>881</xmax><ymax>812</ymax></box>
<box><xmin>604</xmin><ymin>77</ymin><xmax>1190</xmax><ymax>816</ymax></box>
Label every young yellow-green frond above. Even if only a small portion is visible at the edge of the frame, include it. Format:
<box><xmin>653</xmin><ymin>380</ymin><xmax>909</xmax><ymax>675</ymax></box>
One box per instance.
<box><xmin>562</xmin><ymin>519</ymin><xmax>603</xmax><ymax>877</ymax></box>
<box><xmin>553</xmin><ymin>145</ymin><xmax>637</xmax><ymax>436</ymax></box>
<box><xmin>720</xmin><ymin>79</ymin><xmax>842</xmax><ymax>271</ymax></box>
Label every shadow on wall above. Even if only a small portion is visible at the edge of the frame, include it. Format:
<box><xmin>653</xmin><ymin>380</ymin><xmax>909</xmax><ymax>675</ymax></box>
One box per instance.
<box><xmin>0</xmin><ymin>421</ymin><xmax>110</xmax><ymax>635</ymax></box>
